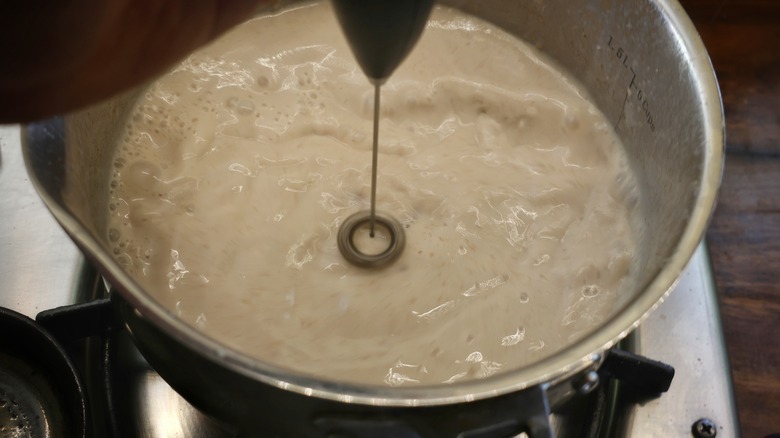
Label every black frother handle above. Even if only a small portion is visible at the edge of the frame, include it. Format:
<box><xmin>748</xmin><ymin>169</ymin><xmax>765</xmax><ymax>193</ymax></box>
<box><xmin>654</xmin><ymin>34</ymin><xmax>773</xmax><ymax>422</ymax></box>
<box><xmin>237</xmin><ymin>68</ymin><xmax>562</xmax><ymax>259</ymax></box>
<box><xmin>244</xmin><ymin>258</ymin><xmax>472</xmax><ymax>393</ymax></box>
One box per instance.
<box><xmin>331</xmin><ymin>0</ymin><xmax>435</xmax><ymax>83</ymax></box>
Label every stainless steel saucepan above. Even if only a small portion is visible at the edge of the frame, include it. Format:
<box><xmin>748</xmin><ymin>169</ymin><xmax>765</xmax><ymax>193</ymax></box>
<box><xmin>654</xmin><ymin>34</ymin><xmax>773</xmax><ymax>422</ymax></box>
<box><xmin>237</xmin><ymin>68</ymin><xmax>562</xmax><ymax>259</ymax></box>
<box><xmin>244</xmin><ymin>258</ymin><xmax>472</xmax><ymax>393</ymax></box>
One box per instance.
<box><xmin>22</xmin><ymin>0</ymin><xmax>723</xmax><ymax>436</ymax></box>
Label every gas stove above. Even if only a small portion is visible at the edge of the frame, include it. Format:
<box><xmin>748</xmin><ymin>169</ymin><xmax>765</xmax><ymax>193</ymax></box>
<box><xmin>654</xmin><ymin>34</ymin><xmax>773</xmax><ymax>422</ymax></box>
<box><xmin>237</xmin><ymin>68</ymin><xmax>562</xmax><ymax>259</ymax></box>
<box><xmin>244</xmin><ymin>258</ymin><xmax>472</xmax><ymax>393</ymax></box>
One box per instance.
<box><xmin>0</xmin><ymin>124</ymin><xmax>739</xmax><ymax>437</ymax></box>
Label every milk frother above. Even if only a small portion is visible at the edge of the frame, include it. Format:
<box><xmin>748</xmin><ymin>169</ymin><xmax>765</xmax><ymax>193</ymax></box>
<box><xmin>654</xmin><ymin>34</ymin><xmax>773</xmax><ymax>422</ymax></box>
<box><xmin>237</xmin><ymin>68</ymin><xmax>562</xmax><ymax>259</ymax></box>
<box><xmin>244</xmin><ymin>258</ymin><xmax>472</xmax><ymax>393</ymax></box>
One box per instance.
<box><xmin>331</xmin><ymin>0</ymin><xmax>435</xmax><ymax>268</ymax></box>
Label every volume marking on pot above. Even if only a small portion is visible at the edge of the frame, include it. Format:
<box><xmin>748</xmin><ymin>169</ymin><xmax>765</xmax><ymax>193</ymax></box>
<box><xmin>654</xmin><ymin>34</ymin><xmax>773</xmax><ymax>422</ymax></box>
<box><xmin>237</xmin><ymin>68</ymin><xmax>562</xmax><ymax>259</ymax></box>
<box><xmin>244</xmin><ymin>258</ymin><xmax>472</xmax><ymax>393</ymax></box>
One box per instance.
<box><xmin>607</xmin><ymin>35</ymin><xmax>657</xmax><ymax>133</ymax></box>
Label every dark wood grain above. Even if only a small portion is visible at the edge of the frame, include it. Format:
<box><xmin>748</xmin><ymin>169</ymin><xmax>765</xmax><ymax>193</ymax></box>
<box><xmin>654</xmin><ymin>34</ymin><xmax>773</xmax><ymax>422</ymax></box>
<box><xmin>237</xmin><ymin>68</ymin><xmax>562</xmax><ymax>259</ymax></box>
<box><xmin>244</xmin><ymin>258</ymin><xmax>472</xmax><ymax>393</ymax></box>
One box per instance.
<box><xmin>708</xmin><ymin>155</ymin><xmax>780</xmax><ymax>437</ymax></box>
<box><xmin>683</xmin><ymin>0</ymin><xmax>780</xmax><ymax>156</ymax></box>
<box><xmin>678</xmin><ymin>0</ymin><xmax>780</xmax><ymax>436</ymax></box>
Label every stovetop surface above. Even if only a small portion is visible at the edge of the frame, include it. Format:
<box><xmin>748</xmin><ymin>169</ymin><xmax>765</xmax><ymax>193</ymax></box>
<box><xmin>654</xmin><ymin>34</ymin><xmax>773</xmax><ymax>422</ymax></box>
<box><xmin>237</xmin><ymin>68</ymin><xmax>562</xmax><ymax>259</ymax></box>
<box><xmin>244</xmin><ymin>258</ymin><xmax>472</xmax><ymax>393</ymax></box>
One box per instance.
<box><xmin>0</xmin><ymin>126</ymin><xmax>739</xmax><ymax>437</ymax></box>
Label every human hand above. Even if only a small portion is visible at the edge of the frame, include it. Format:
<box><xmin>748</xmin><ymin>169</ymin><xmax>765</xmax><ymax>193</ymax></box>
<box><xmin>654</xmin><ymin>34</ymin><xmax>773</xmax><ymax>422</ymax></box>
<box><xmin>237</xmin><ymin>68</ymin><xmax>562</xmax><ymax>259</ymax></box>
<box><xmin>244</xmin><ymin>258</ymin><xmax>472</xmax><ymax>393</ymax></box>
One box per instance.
<box><xmin>1</xmin><ymin>0</ymin><xmax>270</xmax><ymax>122</ymax></box>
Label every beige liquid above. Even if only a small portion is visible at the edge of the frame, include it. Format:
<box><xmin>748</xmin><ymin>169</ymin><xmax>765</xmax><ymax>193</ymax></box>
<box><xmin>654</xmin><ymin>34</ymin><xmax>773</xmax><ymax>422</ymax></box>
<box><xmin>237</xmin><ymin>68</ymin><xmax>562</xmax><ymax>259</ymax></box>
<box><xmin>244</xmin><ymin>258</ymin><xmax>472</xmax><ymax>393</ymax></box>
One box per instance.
<box><xmin>107</xmin><ymin>3</ymin><xmax>640</xmax><ymax>386</ymax></box>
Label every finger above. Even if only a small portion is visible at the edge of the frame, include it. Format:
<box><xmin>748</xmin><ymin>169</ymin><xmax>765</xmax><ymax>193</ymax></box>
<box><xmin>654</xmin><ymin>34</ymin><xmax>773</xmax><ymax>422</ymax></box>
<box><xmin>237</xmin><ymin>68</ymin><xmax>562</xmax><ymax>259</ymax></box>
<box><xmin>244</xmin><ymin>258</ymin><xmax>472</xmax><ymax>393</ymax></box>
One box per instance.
<box><xmin>0</xmin><ymin>0</ymin><xmax>271</xmax><ymax>122</ymax></box>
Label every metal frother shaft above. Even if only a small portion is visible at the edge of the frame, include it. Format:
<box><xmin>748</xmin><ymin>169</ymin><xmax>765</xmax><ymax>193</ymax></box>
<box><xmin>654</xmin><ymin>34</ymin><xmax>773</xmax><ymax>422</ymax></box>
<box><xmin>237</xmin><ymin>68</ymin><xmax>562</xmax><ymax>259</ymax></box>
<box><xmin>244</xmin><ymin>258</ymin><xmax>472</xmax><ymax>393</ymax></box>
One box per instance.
<box><xmin>332</xmin><ymin>0</ymin><xmax>434</xmax><ymax>268</ymax></box>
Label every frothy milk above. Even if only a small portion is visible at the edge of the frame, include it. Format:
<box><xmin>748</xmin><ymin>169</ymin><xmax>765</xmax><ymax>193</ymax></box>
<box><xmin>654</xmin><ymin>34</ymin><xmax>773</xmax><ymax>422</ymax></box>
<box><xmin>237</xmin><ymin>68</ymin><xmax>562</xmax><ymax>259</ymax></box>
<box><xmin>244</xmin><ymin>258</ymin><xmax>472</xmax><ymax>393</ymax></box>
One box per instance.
<box><xmin>107</xmin><ymin>3</ymin><xmax>639</xmax><ymax>386</ymax></box>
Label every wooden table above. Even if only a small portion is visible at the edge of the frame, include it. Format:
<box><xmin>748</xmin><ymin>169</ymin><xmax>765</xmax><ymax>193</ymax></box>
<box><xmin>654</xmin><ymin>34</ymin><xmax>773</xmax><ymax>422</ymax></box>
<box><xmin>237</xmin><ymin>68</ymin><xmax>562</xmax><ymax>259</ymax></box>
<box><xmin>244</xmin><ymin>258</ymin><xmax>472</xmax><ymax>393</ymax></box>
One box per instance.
<box><xmin>679</xmin><ymin>1</ymin><xmax>780</xmax><ymax>436</ymax></box>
